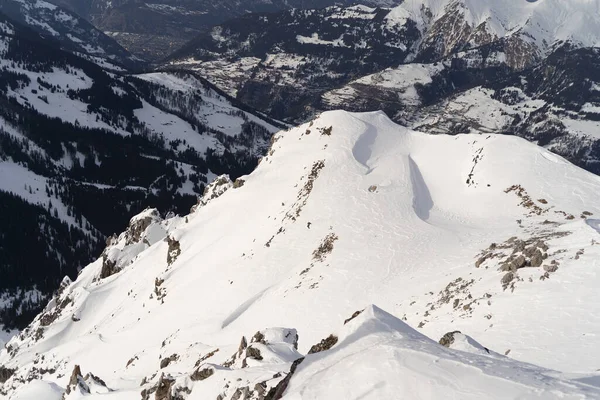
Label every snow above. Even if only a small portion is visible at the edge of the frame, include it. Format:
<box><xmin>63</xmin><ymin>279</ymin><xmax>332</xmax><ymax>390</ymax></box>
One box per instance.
<box><xmin>24</xmin><ymin>14</ymin><xmax>58</xmax><ymax>36</ymax></box>
<box><xmin>561</xmin><ymin>117</ymin><xmax>600</xmax><ymax>140</ymax></box>
<box><xmin>136</xmin><ymin>72</ymin><xmax>280</xmax><ymax>138</ymax></box>
<box><xmin>2</xmin><ymin>111</ymin><xmax>600</xmax><ymax>398</ymax></box>
<box><xmin>285</xmin><ymin>306</ymin><xmax>599</xmax><ymax>399</ymax></box>
<box><xmin>134</xmin><ymin>99</ymin><xmax>219</xmax><ymax>153</ymax></box>
<box><xmin>325</xmin><ymin>5</ymin><xmax>378</xmax><ymax>20</ymax></box>
<box><xmin>0</xmin><ymin>161</ymin><xmax>95</xmax><ymax>234</ymax></box>
<box><xmin>296</xmin><ymin>33</ymin><xmax>348</xmax><ymax>48</ymax></box>
<box><xmin>0</xmin><ymin>329</ymin><xmax>16</xmax><ymax>349</ymax></box>
<box><xmin>9</xmin><ymin>381</ymin><xmax>62</xmax><ymax>400</ymax></box>
<box><xmin>4</xmin><ymin>0</ymin><xmax>138</xmax><ymax>68</ymax></box>
<box><xmin>586</xmin><ymin>219</ymin><xmax>600</xmax><ymax>234</ymax></box>
<box><xmin>0</xmin><ymin>60</ymin><xmax>132</xmax><ymax>136</ymax></box>
<box><xmin>392</xmin><ymin>0</ymin><xmax>600</xmax><ymax>53</ymax></box>
<box><xmin>0</xmin><ymin>21</ymin><xmax>15</xmax><ymax>36</ymax></box>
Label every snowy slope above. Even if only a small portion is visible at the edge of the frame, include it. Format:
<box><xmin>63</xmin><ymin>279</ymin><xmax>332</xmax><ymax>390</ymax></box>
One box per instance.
<box><xmin>0</xmin><ymin>14</ymin><xmax>282</xmax><ymax>334</ymax></box>
<box><xmin>2</xmin><ymin>111</ymin><xmax>600</xmax><ymax>399</ymax></box>
<box><xmin>0</xmin><ymin>0</ymin><xmax>143</xmax><ymax>69</ymax></box>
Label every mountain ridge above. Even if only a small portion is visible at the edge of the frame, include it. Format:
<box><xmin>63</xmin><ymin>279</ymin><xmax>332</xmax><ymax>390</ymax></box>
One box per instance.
<box><xmin>1</xmin><ymin>110</ymin><xmax>600</xmax><ymax>398</ymax></box>
<box><xmin>0</xmin><ymin>15</ymin><xmax>281</xmax><ymax>331</ymax></box>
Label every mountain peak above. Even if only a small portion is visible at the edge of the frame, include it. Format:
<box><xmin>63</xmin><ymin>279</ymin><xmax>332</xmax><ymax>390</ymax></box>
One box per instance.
<box><xmin>2</xmin><ymin>112</ymin><xmax>600</xmax><ymax>399</ymax></box>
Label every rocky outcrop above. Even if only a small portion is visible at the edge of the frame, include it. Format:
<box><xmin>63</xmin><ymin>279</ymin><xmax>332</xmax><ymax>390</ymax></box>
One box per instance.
<box><xmin>97</xmin><ymin>208</ymin><xmax>166</xmax><ymax>280</ymax></box>
<box><xmin>267</xmin><ymin>357</ymin><xmax>305</xmax><ymax>400</ymax></box>
<box><xmin>166</xmin><ymin>237</ymin><xmax>181</xmax><ymax>266</ymax></box>
<box><xmin>154</xmin><ymin>373</ymin><xmax>175</xmax><ymax>400</ymax></box>
<box><xmin>344</xmin><ymin>309</ymin><xmax>364</xmax><ymax>325</ymax></box>
<box><xmin>0</xmin><ymin>366</ymin><xmax>15</xmax><ymax>383</ymax></box>
<box><xmin>160</xmin><ymin>354</ymin><xmax>178</xmax><ymax>369</ymax></box>
<box><xmin>190</xmin><ymin>367</ymin><xmax>214</xmax><ymax>381</ymax></box>
<box><xmin>64</xmin><ymin>365</ymin><xmax>88</xmax><ymax>397</ymax></box>
<box><xmin>125</xmin><ymin>209</ymin><xmax>161</xmax><ymax>246</ymax></box>
<box><xmin>191</xmin><ymin>175</ymin><xmax>233</xmax><ymax>212</ymax></box>
<box><xmin>308</xmin><ymin>335</ymin><xmax>338</xmax><ymax>354</ymax></box>
<box><xmin>99</xmin><ymin>255</ymin><xmax>118</xmax><ymax>280</ymax></box>
<box><xmin>439</xmin><ymin>331</ymin><xmax>461</xmax><ymax>347</ymax></box>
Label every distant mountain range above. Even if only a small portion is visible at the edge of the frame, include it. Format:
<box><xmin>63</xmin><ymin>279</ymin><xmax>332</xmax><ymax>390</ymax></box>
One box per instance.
<box><xmin>166</xmin><ymin>0</ymin><xmax>600</xmax><ymax>175</ymax></box>
<box><xmin>45</xmin><ymin>0</ymin><xmax>403</xmax><ymax>61</ymax></box>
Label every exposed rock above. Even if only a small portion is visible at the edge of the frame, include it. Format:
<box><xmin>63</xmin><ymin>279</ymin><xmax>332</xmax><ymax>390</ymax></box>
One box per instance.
<box><xmin>284</xmin><ymin>160</ymin><xmax>325</xmax><ymax>222</ymax></box>
<box><xmin>159</xmin><ymin>354</ymin><xmax>178</xmax><ymax>369</ymax></box>
<box><xmin>513</xmin><ymin>241</ymin><xmax>526</xmax><ymax>253</ymax></box>
<box><xmin>246</xmin><ymin>346</ymin><xmax>263</xmax><ymax>361</ymax></box>
<box><xmin>529</xmin><ymin>249</ymin><xmax>545</xmax><ymax>268</ymax></box>
<box><xmin>233</xmin><ymin>178</ymin><xmax>246</xmax><ymax>188</ymax></box>
<box><xmin>320</xmin><ymin>126</ymin><xmax>333</xmax><ymax>136</ymax></box>
<box><xmin>254</xmin><ymin>382</ymin><xmax>269</xmax><ymax>398</ymax></box>
<box><xmin>312</xmin><ymin>233</ymin><xmax>339</xmax><ymax>262</ymax></box>
<box><xmin>194</xmin><ymin>348</ymin><xmax>219</xmax><ymax>368</ymax></box>
<box><xmin>540</xmin><ymin>272</ymin><xmax>551</xmax><ymax>281</ymax></box>
<box><xmin>475</xmin><ymin>255</ymin><xmax>487</xmax><ymax>268</ymax></box>
<box><xmin>501</xmin><ymin>272</ymin><xmax>515</xmax><ymax>289</ymax></box>
<box><xmin>154</xmin><ymin>277</ymin><xmax>167</xmax><ymax>302</ymax></box>
<box><xmin>238</xmin><ymin>336</ymin><xmax>248</xmax><ymax>354</ymax></box>
<box><xmin>155</xmin><ymin>373</ymin><xmax>175</xmax><ymax>400</ymax></box>
<box><xmin>251</xmin><ymin>331</ymin><xmax>265</xmax><ymax>344</ymax></box>
<box><xmin>56</xmin><ymin>276</ymin><xmax>72</xmax><ymax>297</ymax></box>
<box><xmin>64</xmin><ymin>365</ymin><xmax>90</xmax><ymax>397</ymax></box>
<box><xmin>39</xmin><ymin>296</ymin><xmax>73</xmax><ymax>327</ymax></box>
<box><xmin>504</xmin><ymin>185</ymin><xmax>546</xmax><ymax>216</ymax></box>
<box><xmin>223</xmin><ymin>336</ymin><xmax>248</xmax><ymax>367</ymax></box>
<box><xmin>308</xmin><ymin>335</ymin><xmax>338</xmax><ymax>354</ymax></box>
<box><xmin>439</xmin><ymin>331</ymin><xmax>461</xmax><ymax>347</ymax></box>
<box><xmin>126</xmin><ymin>209</ymin><xmax>160</xmax><ymax>246</ymax></box>
<box><xmin>344</xmin><ymin>309</ymin><xmax>364</xmax><ymax>324</ymax></box>
<box><xmin>190</xmin><ymin>367</ymin><xmax>214</xmax><ymax>381</ymax></box>
<box><xmin>69</xmin><ymin>365</ymin><xmax>82</xmax><ymax>387</ymax></box>
<box><xmin>500</xmin><ymin>255</ymin><xmax>526</xmax><ymax>271</ymax></box>
<box><xmin>191</xmin><ymin>175</ymin><xmax>234</xmax><ymax>212</ymax></box>
<box><xmin>231</xmin><ymin>387</ymin><xmax>250</xmax><ymax>400</ymax></box>
<box><xmin>83</xmin><ymin>372</ymin><xmax>109</xmax><ymax>389</ymax></box>
<box><xmin>0</xmin><ymin>366</ymin><xmax>15</xmax><ymax>383</ymax></box>
<box><xmin>126</xmin><ymin>356</ymin><xmax>139</xmax><ymax>368</ymax></box>
<box><xmin>544</xmin><ymin>264</ymin><xmax>559</xmax><ymax>273</ymax></box>
<box><xmin>100</xmin><ymin>255</ymin><xmax>118</xmax><ymax>280</ymax></box>
<box><xmin>266</xmin><ymin>357</ymin><xmax>305</xmax><ymax>400</ymax></box>
<box><xmin>166</xmin><ymin>236</ymin><xmax>181</xmax><ymax>266</ymax></box>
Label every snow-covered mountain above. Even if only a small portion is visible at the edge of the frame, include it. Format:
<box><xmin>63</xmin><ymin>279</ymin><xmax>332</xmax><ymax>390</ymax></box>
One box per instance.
<box><xmin>0</xmin><ymin>0</ymin><xmax>144</xmax><ymax>70</ymax></box>
<box><xmin>1</xmin><ymin>111</ymin><xmax>600</xmax><ymax>399</ymax></box>
<box><xmin>47</xmin><ymin>0</ymin><xmax>402</xmax><ymax>62</ymax></box>
<box><xmin>168</xmin><ymin>0</ymin><xmax>600</xmax><ymax>117</ymax></box>
<box><xmin>323</xmin><ymin>45</ymin><xmax>600</xmax><ymax>174</ymax></box>
<box><xmin>0</xmin><ymin>13</ymin><xmax>282</xmax><ymax>331</ymax></box>
<box><xmin>166</xmin><ymin>0</ymin><xmax>600</xmax><ymax>177</ymax></box>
